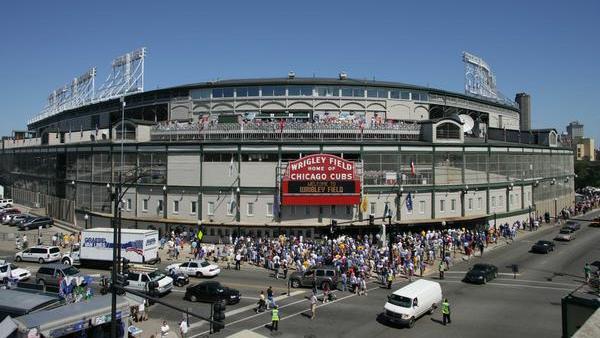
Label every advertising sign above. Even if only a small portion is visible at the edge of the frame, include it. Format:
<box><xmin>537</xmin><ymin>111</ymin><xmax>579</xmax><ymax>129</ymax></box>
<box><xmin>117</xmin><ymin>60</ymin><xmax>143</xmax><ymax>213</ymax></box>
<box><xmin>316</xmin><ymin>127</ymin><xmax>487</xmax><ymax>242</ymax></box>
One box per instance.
<box><xmin>282</xmin><ymin>154</ymin><xmax>360</xmax><ymax>205</ymax></box>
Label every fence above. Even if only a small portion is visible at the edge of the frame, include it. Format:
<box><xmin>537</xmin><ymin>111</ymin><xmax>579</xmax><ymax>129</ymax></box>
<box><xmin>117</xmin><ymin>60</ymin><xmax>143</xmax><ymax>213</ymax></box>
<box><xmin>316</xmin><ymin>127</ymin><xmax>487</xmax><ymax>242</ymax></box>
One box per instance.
<box><xmin>7</xmin><ymin>187</ymin><xmax>75</xmax><ymax>224</ymax></box>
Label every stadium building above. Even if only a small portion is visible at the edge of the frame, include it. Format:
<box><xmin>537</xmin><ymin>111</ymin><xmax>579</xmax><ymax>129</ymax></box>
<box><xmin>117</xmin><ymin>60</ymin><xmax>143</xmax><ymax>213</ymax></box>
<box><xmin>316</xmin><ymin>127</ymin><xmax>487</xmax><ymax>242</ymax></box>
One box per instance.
<box><xmin>0</xmin><ymin>52</ymin><xmax>574</xmax><ymax>240</ymax></box>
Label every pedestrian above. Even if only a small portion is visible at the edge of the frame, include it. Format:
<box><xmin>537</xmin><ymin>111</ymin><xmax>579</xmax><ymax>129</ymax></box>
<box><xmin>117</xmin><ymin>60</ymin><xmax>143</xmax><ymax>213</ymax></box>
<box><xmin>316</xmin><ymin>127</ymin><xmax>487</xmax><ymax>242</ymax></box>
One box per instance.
<box><xmin>311</xmin><ymin>277</ymin><xmax>317</xmax><ymax>295</ymax></box>
<box><xmin>283</xmin><ymin>260</ymin><xmax>288</xmax><ymax>279</ymax></box>
<box><xmin>271</xmin><ymin>305</ymin><xmax>279</xmax><ymax>332</ymax></box>
<box><xmin>267</xmin><ymin>286</ymin><xmax>274</xmax><ymax>310</ymax></box>
<box><xmin>175</xmin><ymin>246</ymin><xmax>180</xmax><ymax>260</ymax></box>
<box><xmin>341</xmin><ymin>271</ymin><xmax>347</xmax><ymax>292</ymax></box>
<box><xmin>322</xmin><ymin>282</ymin><xmax>330</xmax><ymax>303</ymax></box>
<box><xmin>310</xmin><ymin>293</ymin><xmax>317</xmax><ymax>320</ymax></box>
<box><xmin>22</xmin><ymin>235</ymin><xmax>28</xmax><ymax>249</ymax></box>
<box><xmin>235</xmin><ymin>252</ymin><xmax>242</xmax><ymax>270</ymax></box>
<box><xmin>438</xmin><ymin>260</ymin><xmax>445</xmax><ymax>280</ymax></box>
<box><xmin>584</xmin><ymin>263</ymin><xmax>592</xmax><ymax>283</ymax></box>
<box><xmin>160</xmin><ymin>320</ymin><xmax>170</xmax><ymax>337</ymax></box>
<box><xmin>359</xmin><ymin>277</ymin><xmax>367</xmax><ymax>296</ymax></box>
<box><xmin>52</xmin><ymin>234</ymin><xmax>58</xmax><ymax>246</ymax></box>
<box><xmin>179</xmin><ymin>319</ymin><xmax>189</xmax><ymax>338</ymax></box>
<box><xmin>442</xmin><ymin>298</ymin><xmax>451</xmax><ymax>325</ymax></box>
<box><xmin>387</xmin><ymin>272</ymin><xmax>393</xmax><ymax>289</ymax></box>
<box><xmin>137</xmin><ymin>300</ymin><xmax>146</xmax><ymax>321</ymax></box>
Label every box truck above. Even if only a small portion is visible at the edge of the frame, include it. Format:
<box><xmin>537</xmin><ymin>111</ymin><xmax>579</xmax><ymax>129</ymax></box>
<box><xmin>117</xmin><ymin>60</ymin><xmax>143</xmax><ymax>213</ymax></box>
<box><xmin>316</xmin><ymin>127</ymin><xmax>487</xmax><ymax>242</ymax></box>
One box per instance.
<box><xmin>78</xmin><ymin>228</ymin><xmax>160</xmax><ymax>267</ymax></box>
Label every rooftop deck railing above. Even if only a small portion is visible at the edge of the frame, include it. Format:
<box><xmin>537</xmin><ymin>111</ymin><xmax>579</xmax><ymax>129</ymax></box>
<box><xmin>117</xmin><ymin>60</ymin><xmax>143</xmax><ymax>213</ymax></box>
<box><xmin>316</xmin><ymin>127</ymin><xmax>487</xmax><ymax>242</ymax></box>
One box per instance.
<box><xmin>150</xmin><ymin>122</ymin><xmax>421</xmax><ymax>142</ymax></box>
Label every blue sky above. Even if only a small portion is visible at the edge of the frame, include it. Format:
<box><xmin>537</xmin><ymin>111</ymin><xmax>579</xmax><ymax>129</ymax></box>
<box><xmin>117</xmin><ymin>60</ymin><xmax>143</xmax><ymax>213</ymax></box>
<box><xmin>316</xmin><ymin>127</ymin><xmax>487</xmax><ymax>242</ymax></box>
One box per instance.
<box><xmin>1</xmin><ymin>0</ymin><xmax>598</xmax><ymax>142</ymax></box>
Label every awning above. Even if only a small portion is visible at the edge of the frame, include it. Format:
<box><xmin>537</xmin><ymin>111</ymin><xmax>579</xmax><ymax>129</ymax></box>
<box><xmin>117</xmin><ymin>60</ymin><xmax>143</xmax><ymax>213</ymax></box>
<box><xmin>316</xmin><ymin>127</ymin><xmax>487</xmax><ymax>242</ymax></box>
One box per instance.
<box><xmin>0</xmin><ymin>316</ymin><xmax>17</xmax><ymax>338</ymax></box>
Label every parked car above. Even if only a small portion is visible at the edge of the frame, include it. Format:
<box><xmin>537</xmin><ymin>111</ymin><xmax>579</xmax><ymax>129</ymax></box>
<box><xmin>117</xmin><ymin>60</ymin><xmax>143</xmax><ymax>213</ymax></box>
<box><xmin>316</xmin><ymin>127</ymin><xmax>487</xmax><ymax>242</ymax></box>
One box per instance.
<box><xmin>166</xmin><ymin>260</ymin><xmax>221</xmax><ymax>278</ymax></box>
<box><xmin>382</xmin><ymin>279</ymin><xmax>443</xmax><ymax>328</ymax></box>
<box><xmin>8</xmin><ymin>214</ymin><xmax>34</xmax><ymax>226</ymax></box>
<box><xmin>184</xmin><ymin>281</ymin><xmax>241</xmax><ymax>305</ymax></box>
<box><xmin>35</xmin><ymin>263</ymin><xmax>84</xmax><ymax>289</ymax></box>
<box><xmin>589</xmin><ymin>217</ymin><xmax>600</xmax><ymax>228</ymax></box>
<box><xmin>463</xmin><ymin>264</ymin><xmax>498</xmax><ymax>284</ymax></box>
<box><xmin>530</xmin><ymin>240</ymin><xmax>555</xmax><ymax>254</ymax></box>
<box><xmin>289</xmin><ymin>266</ymin><xmax>338</xmax><ymax>289</ymax></box>
<box><xmin>565</xmin><ymin>221</ymin><xmax>581</xmax><ymax>231</ymax></box>
<box><xmin>555</xmin><ymin>228</ymin><xmax>576</xmax><ymax>241</ymax></box>
<box><xmin>18</xmin><ymin>217</ymin><xmax>53</xmax><ymax>231</ymax></box>
<box><xmin>15</xmin><ymin>246</ymin><xmax>62</xmax><ymax>264</ymax></box>
<box><xmin>0</xmin><ymin>260</ymin><xmax>31</xmax><ymax>281</ymax></box>
<box><xmin>0</xmin><ymin>199</ymin><xmax>14</xmax><ymax>208</ymax></box>
<box><xmin>0</xmin><ymin>208</ymin><xmax>21</xmax><ymax>223</ymax></box>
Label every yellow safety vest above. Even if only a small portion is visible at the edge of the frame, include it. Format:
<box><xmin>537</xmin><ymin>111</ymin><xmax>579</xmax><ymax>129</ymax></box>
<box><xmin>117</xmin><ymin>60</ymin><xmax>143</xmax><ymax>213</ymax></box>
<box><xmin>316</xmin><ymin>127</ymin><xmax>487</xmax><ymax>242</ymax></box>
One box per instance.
<box><xmin>272</xmin><ymin>308</ymin><xmax>279</xmax><ymax>321</ymax></box>
<box><xmin>387</xmin><ymin>274</ymin><xmax>393</xmax><ymax>282</ymax></box>
<box><xmin>442</xmin><ymin>302</ymin><xmax>449</xmax><ymax>314</ymax></box>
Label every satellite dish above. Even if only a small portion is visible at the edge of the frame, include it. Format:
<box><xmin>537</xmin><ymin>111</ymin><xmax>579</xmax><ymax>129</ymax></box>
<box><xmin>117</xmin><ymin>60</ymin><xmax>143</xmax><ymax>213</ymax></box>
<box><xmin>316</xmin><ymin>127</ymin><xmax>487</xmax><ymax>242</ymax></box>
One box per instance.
<box><xmin>459</xmin><ymin>114</ymin><xmax>475</xmax><ymax>134</ymax></box>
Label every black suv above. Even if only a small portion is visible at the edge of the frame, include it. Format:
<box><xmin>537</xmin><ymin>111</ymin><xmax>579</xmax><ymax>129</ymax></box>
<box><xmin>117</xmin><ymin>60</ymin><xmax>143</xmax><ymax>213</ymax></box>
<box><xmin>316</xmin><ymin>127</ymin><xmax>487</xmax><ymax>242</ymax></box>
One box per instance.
<box><xmin>18</xmin><ymin>217</ymin><xmax>53</xmax><ymax>231</ymax></box>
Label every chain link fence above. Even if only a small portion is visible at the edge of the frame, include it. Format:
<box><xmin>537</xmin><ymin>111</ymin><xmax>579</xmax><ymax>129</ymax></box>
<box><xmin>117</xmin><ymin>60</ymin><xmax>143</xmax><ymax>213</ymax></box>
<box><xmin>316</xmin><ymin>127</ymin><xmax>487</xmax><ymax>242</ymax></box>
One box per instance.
<box><xmin>7</xmin><ymin>186</ymin><xmax>75</xmax><ymax>224</ymax></box>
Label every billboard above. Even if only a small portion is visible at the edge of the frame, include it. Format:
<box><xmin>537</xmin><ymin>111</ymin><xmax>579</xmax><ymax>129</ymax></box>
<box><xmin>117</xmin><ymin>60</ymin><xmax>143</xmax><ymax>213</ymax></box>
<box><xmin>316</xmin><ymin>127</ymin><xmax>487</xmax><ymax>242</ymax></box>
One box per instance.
<box><xmin>281</xmin><ymin>154</ymin><xmax>360</xmax><ymax>205</ymax></box>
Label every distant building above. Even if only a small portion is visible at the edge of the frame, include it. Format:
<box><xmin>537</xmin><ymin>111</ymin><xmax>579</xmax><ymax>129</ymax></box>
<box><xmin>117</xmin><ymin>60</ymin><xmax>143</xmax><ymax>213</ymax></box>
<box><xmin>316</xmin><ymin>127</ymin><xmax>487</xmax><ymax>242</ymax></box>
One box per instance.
<box><xmin>567</xmin><ymin>121</ymin><xmax>584</xmax><ymax>140</ymax></box>
<box><xmin>576</xmin><ymin>138</ymin><xmax>595</xmax><ymax>161</ymax></box>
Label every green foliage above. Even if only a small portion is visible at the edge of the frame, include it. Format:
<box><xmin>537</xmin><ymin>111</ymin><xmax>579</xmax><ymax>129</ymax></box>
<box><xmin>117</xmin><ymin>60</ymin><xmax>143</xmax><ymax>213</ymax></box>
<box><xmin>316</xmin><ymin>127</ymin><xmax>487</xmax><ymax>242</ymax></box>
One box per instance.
<box><xmin>574</xmin><ymin>160</ymin><xmax>600</xmax><ymax>189</ymax></box>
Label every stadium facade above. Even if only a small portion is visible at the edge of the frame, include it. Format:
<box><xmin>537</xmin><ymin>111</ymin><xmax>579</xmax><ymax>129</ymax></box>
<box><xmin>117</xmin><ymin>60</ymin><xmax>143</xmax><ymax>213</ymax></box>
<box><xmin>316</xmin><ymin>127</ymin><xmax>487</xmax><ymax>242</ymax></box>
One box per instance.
<box><xmin>0</xmin><ymin>76</ymin><xmax>574</xmax><ymax>240</ymax></box>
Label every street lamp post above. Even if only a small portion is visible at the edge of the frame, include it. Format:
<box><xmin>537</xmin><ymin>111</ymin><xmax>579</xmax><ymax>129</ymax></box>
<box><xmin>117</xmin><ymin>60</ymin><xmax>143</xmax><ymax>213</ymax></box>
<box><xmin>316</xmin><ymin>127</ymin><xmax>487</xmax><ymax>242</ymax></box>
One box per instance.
<box><xmin>84</xmin><ymin>213</ymin><xmax>89</xmax><ymax>229</ymax></box>
<box><xmin>441</xmin><ymin>220</ymin><xmax>447</xmax><ymax>265</ymax></box>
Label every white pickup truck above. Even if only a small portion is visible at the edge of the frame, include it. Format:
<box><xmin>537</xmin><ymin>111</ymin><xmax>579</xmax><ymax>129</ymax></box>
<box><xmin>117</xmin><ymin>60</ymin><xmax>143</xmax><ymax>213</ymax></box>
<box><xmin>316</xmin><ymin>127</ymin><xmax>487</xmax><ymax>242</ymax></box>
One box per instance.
<box><xmin>126</xmin><ymin>267</ymin><xmax>173</xmax><ymax>297</ymax></box>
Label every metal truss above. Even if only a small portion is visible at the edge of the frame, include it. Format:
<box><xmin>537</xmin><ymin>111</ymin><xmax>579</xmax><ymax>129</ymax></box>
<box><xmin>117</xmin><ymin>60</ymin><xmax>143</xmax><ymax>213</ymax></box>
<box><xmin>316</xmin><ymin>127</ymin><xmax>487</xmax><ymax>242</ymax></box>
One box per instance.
<box><xmin>29</xmin><ymin>48</ymin><xmax>146</xmax><ymax>125</ymax></box>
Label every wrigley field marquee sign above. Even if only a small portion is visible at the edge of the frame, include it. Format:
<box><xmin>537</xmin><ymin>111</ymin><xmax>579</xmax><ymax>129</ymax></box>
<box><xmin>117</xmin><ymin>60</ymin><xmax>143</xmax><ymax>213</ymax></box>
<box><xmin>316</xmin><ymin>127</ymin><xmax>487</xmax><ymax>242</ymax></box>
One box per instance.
<box><xmin>281</xmin><ymin>154</ymin><xmax>361</xmax><ymax>205</ymax></box>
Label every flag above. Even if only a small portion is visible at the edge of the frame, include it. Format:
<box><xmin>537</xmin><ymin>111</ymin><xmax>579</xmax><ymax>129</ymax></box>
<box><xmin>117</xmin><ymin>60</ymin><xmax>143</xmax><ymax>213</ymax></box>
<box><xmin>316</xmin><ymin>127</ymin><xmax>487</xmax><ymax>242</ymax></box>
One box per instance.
<box><xmin>360</xmin><ymin>196</ymin><xmax>368</xmax><ymax>213</ymax></box>
<box><xmin>406</xmin><ymin>192</ymin><xmax>413</xmax><ymax>212</ymax></box>
<box><xmin>229</xmin><ymin>190</ymin><xmax>236</xmax><ymax>215</ymax></box>
<box><xmin>410</xmin><ymin>161</ymin><xmax>416</xmax><ymax>176</ymax></box>
<box><xmin>228</xmin><ymin>157</ymin><xmax>235</xmax><ymax>177</ymax></box>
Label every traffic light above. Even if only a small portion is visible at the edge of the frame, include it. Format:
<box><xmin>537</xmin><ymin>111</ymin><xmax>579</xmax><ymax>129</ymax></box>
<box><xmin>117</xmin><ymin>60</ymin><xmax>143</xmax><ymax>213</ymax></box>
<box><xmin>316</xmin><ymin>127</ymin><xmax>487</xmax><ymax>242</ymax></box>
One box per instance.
<box><xmin>369</xmin><ymin>214</ymin><xmax>375</xmax><ymax>226</ymax></box>
<box><xmin>212</xmin><ymin>300</ymin><xmax>226</xmax><ymax>333</ymax></box>
<box><xmin>122</xmin><ymin>258</ymin><xmax>130</xmax><ymax>274</ymax></box>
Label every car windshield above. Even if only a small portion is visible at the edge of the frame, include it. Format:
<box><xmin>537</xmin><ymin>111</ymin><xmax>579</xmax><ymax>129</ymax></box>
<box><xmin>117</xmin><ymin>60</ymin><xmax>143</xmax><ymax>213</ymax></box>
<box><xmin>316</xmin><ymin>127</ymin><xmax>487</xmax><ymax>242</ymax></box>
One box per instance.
<box><xmin>472</xmin><ymin>264</ymin><xmax>488</xmax><ymax>271</ymax></box>
<box><xmin>200</xmin><ymin>261</ymin><xmax>211</xmax><ymax>267</ymax></box>
<box><xmin>148</xmin><ymin>270</ymin><xmax>165</xmax><ymax>280</ymax></box>
<box><xmin>536</xmin><ymin>241</ymin><xmax>550</xmax><ymax>245</ymax></box>
<box><xmin>63</xmin><ymin>266</ymin><xmax>80</xmax><ymax>276</ymax></box>
<box><xmin>388</xmin><ymin>294</ymin><xmax>412</xmax><ymax>308</ymax></box>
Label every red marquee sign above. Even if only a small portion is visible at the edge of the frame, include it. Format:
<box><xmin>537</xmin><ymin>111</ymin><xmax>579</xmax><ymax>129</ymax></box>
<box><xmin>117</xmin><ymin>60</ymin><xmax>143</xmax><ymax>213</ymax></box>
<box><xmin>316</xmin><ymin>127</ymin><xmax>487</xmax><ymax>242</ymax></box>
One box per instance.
<box><xmin>281</xmin><ymin>154</ymin><xmax>361</xmax><ymax>205</ymax></box>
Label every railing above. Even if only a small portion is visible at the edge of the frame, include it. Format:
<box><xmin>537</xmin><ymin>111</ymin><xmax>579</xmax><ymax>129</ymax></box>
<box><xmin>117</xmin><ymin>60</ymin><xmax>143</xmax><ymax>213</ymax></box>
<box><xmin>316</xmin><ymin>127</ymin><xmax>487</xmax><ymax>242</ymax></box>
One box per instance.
<box><xmin>150</xmin><ymin>123</ymin><xmax>421</xmax><ymax>142</ymax></box>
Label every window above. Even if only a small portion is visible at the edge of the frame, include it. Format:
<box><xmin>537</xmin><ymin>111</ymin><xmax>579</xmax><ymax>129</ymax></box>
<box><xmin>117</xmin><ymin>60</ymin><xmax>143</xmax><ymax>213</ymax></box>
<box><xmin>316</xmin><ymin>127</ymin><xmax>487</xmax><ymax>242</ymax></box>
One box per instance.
<box><xmin>207</xmin><ymin>202</ymin><xmax>215</xmax><ymax>216</ymax></box>
<box><xmin>439</xmin><ymin>200</ymin><xmax>445</xmax><ymax>212</ymax></box>
<box><xmin>491</xmin><ymin>196</ymin><xmax>496</xmax><ymax>208</ymax></box>
<box><xmin>291</xmin><ymin>205</ymin><xmax>296</xmax><ymax>216</ymax></box>
<box><xmin>287</xmin><ymin>86</ymin><xmax>313</xmax><ymax>96</ymax></box>
<box><xmin>316</xmin><ymin>86</ymin><xmax>339</xmax><ymax>97</ymax></box>
<box><xmin>191</xmin><ymin>201</ymin><xmax>197</xmax><ymax>215</ymax></box>
<box><xmin>477</xmin><ymin>197</ymin><xmax>482</xmax><ymax>210</ymax></box>
<box><xmin>341</xmin><ymin>87</ymin><xmax>365</xmax><ymax>97</ymax></box>
<box><xmin>401</xmin><ymin>91</ymin><xmax>410</xmax><ymax>100</ymax></box>
<box><xmin>468</xmin><ymin>198</ymin><xmax>473</xmax><ymax>210</ymax></box>
<box><xmin>370</xmin><ymin>202</ymin><xmax>376</xmax><ymax>215</ymax></box>
<box><xmin>331</xmin><ymin>205</ymin><xmax>337</xmax><ymax>216</ymax></box>
<box><xmin>173</xmin><ymin>200</ymin><xmax>179</xmax><ymax>214</ymax></box>
<box><xmin>527</xmin><ymin>191</ymin><xmax>531</xmax><ymax>203</ymax></box>
<box><xmin>346</xmin><ymin>205</ymin><xmax>352</xmax><ymax>215</ymax></box>
<box><xmin>266</xmin><ymin>203</ymin><xmax>274</xmax><ymax>216</ymax></box>
<box><xmin>390</xmin><ymin>90</ymin><xmax>400</xmax><ymax>99</ymax></box>
<box><xmin>436</xmin><ymin>123</ymin><xmax>461</xmax><ymax>139</ymax></box>
<box><xmin>367</xmin><ymin>88</ymin><xmax>388</xmax><ymax>98</ymax></box>
<box><xmin>126</xmin><ymin>198</ymin><xmax>132</xmax><ymax>211</ymax></box>
<box><xmin>227</xmin><ymin>200</ymin><xmax>234</xmax><ymax>216</ymax></box>
<box><xmin>510</xmin><ymin>194</ymin><xmax>514</xmax><ymax>206</ymax></box>
<box><xmin>451</xmin><ymin>199</ymin><xmax>456</xmax><ymax>212</ymax></box>
<box><xmin>419</xmin><ymin>201</ymin><xmax>425</xmax><ymax>214</ymax></box>
<box><xmin>247</xmin><ymin>202</ymin><xmax>254</xmax><ymax>216</ymax></box>
<box><xmin>236</xmin><ymin>87</ymin><xmax>259</xmax><ymax>97</ymax></box>
<box><xmin>499</xmin><ymin>196</ymin><xmax>504</xmax><ymax>207</ymax></box>
<box><xmin>142</xmin><ymin>199</ymin><xmax>148</xmax><ymax>212</ymax></box>
<box><xmin>261</xmin><ymin>86</ymin><xmax>285</xmax><ymax>96</ymax></box>
<box><xmin>305</xmin><ymin>206</ymin><xmax>310</xmax><ymax>216</ymax></box>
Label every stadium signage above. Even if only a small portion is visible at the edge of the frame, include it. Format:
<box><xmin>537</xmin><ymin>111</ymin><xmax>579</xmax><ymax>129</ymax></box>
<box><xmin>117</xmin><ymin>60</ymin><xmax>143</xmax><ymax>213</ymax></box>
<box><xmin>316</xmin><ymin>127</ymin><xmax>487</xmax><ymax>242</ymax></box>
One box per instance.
<box><xmin>282</xmin><ymin>154</ymin><xmax>360</xmax><ymax>205</ymax></box>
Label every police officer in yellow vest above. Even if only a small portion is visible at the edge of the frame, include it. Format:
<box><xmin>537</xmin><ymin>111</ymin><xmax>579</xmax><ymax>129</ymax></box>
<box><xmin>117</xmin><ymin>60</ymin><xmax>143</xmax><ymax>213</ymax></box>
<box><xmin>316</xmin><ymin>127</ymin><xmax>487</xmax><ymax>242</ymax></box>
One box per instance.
<box><xmin>271</xmin><ymin>305</ymin><xmax>279</xmax><ymax>332</ymax></box>
<box><xmin>442</xmin><ymin>298</ymin><xmax>451</xmax><ymax>325</ymax></box>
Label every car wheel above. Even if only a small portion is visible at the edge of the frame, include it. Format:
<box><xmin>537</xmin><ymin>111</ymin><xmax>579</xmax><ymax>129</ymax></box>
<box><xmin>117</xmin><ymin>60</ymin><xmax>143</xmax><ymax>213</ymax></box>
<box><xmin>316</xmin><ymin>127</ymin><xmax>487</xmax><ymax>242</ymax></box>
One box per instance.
<box><xmin>291</xmin><ymin>279</ymin><xmax>300</xmax><ymax>288</ymax></box>
<box><xmin>24</xmin><ymin>226</ymin><xmax>29</xmax><ymax>231</ymax></box>
<box><xmin>15</xmin><ymin>256</ymin><xmax>22</xmax><ymax>262</ymax></box>
<box><xmin>408</xmin><ymin>317</ymin><xmax>415</xmax><ymax>328</ymax></box>
<box><xmin>62</xmin><ymin>258</ymin><xmax>71</xmax><ymax>266</ymax></box>
<box><xmin>38</xmin><ymin>258</ymin><xmax>44</xmax><ymax>264</ymax></box>
<box><xmin>190</xmin><ymin>295</ymin><xmax>198</xmax><ymax>302</ymax></box>
<box><xmin>196</xmin><ymin>271</ymin><xmax>203</xmax><ymax>278</ymax></box>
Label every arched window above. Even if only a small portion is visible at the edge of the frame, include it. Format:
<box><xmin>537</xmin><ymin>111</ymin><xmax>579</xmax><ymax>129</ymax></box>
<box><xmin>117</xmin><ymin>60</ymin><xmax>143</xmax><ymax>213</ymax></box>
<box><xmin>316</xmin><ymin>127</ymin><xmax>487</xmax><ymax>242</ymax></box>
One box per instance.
<box><xmin>41</xmin><ymin>132</ymin><xmax>49</xmax><ymax>145</ymax></box>
<box><xmin>436</xmin><ymin>122</ymin><xmax>461</xmax><ymax>139</ymax></box>
<box><xmin>115</xmin><ymin>122</ymin><xmax>137</xmax><ymax>140</ymax></box>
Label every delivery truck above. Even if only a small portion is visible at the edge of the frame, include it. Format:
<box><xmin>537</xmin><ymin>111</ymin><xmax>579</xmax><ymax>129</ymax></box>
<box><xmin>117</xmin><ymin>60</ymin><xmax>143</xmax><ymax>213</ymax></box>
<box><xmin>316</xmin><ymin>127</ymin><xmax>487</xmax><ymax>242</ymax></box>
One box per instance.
<box><xmin>78</xmin><ymin>228</ymin><xmax>160</xmax><ymax>268</ymax></box>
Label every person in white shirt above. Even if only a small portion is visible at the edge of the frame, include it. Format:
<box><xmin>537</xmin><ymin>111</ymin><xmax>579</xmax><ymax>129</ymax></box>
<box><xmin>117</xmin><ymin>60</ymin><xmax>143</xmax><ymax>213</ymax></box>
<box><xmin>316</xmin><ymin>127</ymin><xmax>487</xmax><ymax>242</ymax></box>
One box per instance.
<box><xmin>160</xmin><ymin>321</ymin><xmax>170</xmax><ymax>337</ymax></box>
<box><xmin>179</xmin><ymin>319</ymin><xmax>189</xmax><ymax>337</ymax></box>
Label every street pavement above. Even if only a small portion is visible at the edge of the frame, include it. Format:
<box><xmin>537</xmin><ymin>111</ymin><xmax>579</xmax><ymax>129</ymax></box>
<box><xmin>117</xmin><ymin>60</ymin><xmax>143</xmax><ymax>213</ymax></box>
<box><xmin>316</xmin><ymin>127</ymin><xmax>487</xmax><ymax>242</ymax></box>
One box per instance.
<box><xmin>1</xmin><ymin>209</ymin><xmax>599</xmax><ymax>338</ymax></box>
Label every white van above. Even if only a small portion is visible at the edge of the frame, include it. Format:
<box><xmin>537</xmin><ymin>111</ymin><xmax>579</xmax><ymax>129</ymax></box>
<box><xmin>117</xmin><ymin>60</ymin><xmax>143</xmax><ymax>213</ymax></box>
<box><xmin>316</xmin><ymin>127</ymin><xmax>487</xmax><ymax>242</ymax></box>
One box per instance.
<box><xmin>383</xmin><ymin>279</ymin><xmax>442</xmax><ymax>328</ymax></box>
<box><xmin>0</xmin><ymin>199</ymin><xmax>13</xmax><ymax>208</ymax></box>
